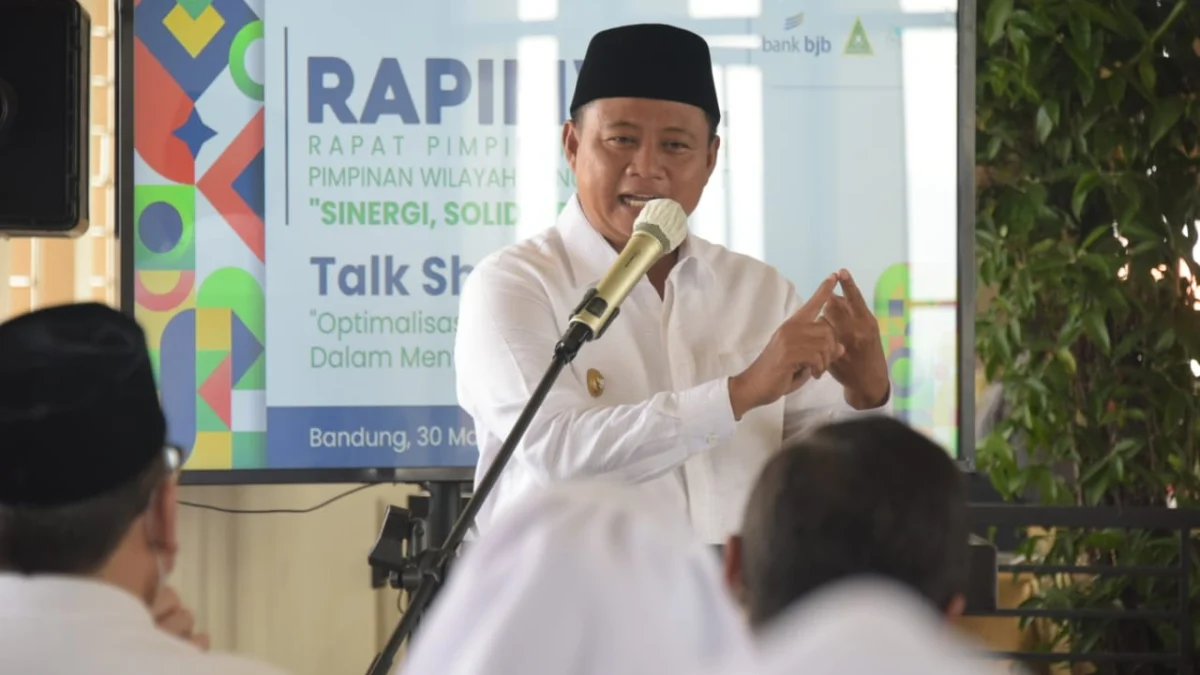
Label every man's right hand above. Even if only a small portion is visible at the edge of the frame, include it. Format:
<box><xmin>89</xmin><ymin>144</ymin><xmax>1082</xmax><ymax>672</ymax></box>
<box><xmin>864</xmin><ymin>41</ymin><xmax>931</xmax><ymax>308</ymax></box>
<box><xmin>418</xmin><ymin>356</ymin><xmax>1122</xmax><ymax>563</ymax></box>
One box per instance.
<box><xmin>152</xmin><ymin>585</ymin><xmax>211</xmax><ymax>651</ymax></box>
<box><xmin>728</xmin><ymin>274</ymin><xmax>844</xmax><ymax>420</ymax></box>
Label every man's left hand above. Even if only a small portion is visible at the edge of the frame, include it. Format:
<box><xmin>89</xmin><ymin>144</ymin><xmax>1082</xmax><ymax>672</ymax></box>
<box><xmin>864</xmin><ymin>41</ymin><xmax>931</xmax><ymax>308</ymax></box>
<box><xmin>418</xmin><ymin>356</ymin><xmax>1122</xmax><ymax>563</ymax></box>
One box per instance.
<box><xmin>822</xmin><ymin>269</ymin><xmax>890</xmax><ymax>409</ymax></box>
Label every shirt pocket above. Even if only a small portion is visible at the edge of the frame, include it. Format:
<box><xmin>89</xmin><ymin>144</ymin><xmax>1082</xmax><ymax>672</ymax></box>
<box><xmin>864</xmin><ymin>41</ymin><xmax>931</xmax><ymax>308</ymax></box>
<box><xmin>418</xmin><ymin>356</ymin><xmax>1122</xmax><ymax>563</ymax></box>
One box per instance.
<box><xmin>703</xmin><ymin>348</ymin><xmax>757</xmax><ymax>382</ymax></box>
<box><xmin>568</xmin><ymin>346</ymin><xmax>654</xmax><ymax>405</ymax></box>
<box><xmin>712</xmin><ymin>349</ymin><xmax>784</xmax><ymax>432</ymax></box>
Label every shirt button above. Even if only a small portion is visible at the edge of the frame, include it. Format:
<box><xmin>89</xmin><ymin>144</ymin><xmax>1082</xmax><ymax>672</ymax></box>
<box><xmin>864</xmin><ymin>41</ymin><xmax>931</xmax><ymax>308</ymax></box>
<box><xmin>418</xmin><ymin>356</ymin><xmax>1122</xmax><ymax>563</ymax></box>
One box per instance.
<box><xmin>705</xmin><ymin>433</ymin><xmax>719</xmax><ymax>443</ymax></box>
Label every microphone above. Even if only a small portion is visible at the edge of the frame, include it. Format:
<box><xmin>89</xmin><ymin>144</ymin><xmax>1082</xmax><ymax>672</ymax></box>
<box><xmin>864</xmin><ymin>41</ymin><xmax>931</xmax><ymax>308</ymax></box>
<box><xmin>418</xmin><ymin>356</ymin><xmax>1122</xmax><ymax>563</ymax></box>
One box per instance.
<box><xmin>559</xmin><ymin>198</ymin><xmax>689</xmax><ymax>355</ymax></box>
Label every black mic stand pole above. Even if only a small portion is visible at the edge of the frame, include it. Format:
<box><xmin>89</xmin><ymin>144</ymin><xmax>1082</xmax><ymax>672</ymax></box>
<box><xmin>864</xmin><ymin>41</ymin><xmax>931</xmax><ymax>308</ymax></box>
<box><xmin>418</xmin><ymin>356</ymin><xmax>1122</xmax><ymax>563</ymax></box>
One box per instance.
<box><xmin>364</xmin><ymin>320</ymin><xmax>600</xmax><ymax>675</ymax></box>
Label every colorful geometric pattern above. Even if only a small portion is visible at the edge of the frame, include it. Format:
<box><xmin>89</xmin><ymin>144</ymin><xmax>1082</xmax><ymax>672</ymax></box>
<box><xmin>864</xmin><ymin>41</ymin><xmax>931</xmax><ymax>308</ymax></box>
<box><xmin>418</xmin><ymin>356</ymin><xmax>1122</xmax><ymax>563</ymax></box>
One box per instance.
<box><xmin>875</xmin><ymin>263</ymin><xmax>913</xmax><ymax>403</ymax></box>
<box><xmin>134</xmin><ymin>0</ymin><xmax>267</xmax><ymax>470</ymax></box>
<box><xmin>874</xmin><ymin>263</ymin><xmax>959</xmax><ymax>453</ymax></box>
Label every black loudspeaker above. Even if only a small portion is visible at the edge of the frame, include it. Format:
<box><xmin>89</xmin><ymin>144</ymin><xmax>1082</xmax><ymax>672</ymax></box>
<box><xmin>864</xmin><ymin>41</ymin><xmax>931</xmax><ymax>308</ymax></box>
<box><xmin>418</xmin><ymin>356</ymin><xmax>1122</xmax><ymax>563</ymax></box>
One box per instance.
<box><xmin>0</xmin><ymin>0</ymin><xmax>90</xmax><ymax>236</ymax></box>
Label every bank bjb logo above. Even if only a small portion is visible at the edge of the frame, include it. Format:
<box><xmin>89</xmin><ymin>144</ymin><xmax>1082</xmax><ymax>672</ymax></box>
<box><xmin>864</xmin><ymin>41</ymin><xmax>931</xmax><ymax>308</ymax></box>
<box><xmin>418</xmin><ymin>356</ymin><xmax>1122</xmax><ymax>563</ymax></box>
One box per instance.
<box><xmin>762</xmin><ymin>13</ymin><xmax>874</xmax><ymax>58</ymax></box>
<box><xmin>844</xmin><ymin>17</ymin><xmax>873</xmax><ymax>56</ymax></box>
<box><xmin>763</xmin><ymin>13</ymin><xmax>831</xmax><ymax>56</ymax></box>
<box><xmin>761</xmin><ymin>33</ymin><xmax>832</xmax><ymax>56</ymax></box>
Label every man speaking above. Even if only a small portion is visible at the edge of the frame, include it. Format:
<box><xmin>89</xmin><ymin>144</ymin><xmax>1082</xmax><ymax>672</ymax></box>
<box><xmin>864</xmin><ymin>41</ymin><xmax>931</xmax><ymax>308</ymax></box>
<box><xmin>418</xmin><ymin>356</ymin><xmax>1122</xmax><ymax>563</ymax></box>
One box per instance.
<box><xmin>455</xmin><ymin>23</ymin><xmax>891</xmax><ymax>543</ymax></box>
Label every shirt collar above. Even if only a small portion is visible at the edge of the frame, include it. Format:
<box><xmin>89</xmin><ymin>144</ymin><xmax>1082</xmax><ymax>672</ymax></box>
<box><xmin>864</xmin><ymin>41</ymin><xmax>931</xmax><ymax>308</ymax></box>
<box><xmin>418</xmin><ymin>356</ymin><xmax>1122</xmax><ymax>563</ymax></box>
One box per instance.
<box><xmin>0</xmin><ymin>574</ymin><xmax>152</xmax><ymax>624</ymax></box>
<box><xmin>557</xmin><ymin>194</ymin><xmax>716</xmax><ymax>288</ymax></box>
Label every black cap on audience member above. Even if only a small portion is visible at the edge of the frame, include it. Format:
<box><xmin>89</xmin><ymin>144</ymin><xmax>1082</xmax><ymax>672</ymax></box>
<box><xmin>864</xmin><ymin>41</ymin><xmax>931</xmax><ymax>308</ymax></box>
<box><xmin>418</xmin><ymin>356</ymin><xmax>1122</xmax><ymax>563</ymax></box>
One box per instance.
<box><xmin>571</xmin><ymin>23</ymin><xmax>721</xmax><ymax>125</ymax></box>
<box><xmin>0</xmin><ymin>303</ymin><xmax>166</xmax><ymax>508</ymax></box>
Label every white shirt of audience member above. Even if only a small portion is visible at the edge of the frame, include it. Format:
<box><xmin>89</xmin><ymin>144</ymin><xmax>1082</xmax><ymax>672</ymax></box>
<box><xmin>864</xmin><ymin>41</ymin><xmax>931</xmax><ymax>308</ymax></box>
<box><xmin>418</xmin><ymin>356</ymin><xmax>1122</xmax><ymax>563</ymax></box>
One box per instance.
<box><xmin>455</xmin><ymin>195</ymin><xmax>891</xmax><ymax>544</ymax></box>
<box><xmin>716</xmin><ymin>578</ymin><xmax>1013</xmax><ymax>675</ymax></box>
<box><xmin>398</xmin><ymin>480</ymin><xmax>753</xmax><ymax>675</ymax></box>
<box><xmin>0</xmin><ymin>575</ymin><xmax>289</xmax><ymax>675</ymax></box>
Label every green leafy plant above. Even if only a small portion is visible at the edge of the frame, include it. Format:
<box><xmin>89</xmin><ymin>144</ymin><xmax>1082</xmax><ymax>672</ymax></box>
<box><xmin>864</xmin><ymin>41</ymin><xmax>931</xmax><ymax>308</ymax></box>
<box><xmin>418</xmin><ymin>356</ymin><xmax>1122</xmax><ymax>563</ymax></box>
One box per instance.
<box><xmin>974</xmin><ymin>0</ymin><xmax>1200</xmax><ymax>670</ymax></box>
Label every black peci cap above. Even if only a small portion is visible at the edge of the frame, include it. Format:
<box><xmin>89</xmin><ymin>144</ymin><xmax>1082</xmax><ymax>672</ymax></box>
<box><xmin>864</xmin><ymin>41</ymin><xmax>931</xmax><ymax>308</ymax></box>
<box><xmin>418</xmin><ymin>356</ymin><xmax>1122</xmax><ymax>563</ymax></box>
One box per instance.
<box><xmin>0</xmin><ymin>303</ymin><xmax>167</xmax><ymax>507</ymax></box>
<box><xmin>571</xmin><ymin>23</ymin><xmax>721</xmax><ymax>125</ymax></box>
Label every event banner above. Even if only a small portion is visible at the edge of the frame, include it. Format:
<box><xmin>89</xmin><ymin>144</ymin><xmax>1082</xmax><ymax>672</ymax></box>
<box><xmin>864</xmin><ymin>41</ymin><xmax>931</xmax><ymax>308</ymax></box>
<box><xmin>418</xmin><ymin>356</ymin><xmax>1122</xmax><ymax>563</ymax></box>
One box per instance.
<box><xmin>247</xmin><ymin>0</ymin><xmax>957</xmax><ymax>469</ymax></box>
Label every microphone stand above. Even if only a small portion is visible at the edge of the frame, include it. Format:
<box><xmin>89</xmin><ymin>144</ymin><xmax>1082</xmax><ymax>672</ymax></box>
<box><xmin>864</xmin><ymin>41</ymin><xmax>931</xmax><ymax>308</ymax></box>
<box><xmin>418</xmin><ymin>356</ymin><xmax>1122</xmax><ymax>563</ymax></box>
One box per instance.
<box><xmin>364</xmin><ymin>319</ymin><xmax>602</xmax><ymax>675</ymax></box>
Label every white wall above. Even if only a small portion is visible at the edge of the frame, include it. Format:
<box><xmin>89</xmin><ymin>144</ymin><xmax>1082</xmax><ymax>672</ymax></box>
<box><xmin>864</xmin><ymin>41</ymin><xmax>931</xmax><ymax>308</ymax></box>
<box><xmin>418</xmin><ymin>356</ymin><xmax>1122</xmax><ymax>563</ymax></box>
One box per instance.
<box><xmin>174</xmin><ymin>483</ymin><xmax>421</xmax><ymax>675</ymax></box>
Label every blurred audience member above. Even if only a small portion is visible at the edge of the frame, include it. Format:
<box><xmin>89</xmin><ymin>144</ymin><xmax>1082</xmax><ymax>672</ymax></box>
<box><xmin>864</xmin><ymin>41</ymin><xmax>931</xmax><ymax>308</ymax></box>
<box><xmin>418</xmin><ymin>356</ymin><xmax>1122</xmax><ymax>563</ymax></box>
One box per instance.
<box><xmin>724</xmin><ymin>416</ymin><xmax>970</xmax><ymax>628</ymax></box>
<box><xmin>399</xmin><ymin>480</ymin><xmax>753</xmax><ymax>675</ymax></box>
<box><xmin>713</xmin><ymin>578</ymin><xmax>1000</xmax><ymax>675</ymax></box>
<box><xmin>0</xmin><ymin>303</ymin><xmax>288</xmax><ymax>675</ymax></box>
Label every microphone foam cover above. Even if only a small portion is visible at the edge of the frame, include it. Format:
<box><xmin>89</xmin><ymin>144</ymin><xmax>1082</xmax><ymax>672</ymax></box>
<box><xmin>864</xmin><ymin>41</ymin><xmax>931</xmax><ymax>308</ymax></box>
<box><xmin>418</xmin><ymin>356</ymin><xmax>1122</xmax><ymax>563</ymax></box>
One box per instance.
<box><xmin>633</xmin><ymin>199</ymin><xmax>688</xmax><ymax>252</ymax></box>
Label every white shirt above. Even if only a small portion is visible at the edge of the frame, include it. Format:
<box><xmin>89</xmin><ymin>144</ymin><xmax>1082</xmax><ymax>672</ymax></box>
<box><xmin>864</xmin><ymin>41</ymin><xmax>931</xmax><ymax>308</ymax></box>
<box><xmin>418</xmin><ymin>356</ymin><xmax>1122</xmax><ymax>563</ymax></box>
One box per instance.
<box><xmin>707</xmin><ymin>578</ymin><xmax>1005</xmax><ymax>675</ymax></box>
<box><xmin>455</xmin><ymin>195</ymin><xmax>890</xmax><ymax>543</ymax></box>
<box><xmin>0</xmin><ymin>574</ymin><xmax>289</xmax><ymax>675</ymax></box>
<box><xmin>399</xmin><ymin>479</ymin><xmax>753</xmax><ymax>675</ymax></box>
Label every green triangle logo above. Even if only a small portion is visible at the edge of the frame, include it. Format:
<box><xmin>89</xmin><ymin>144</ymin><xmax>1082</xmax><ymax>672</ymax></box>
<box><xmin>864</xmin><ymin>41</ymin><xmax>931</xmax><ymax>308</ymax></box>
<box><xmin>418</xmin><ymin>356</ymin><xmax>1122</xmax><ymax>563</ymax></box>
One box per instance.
<box><xmin>845</xmin><ymin>18</ymin><xmax>873</xmax><ymax>56</ymax></box>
